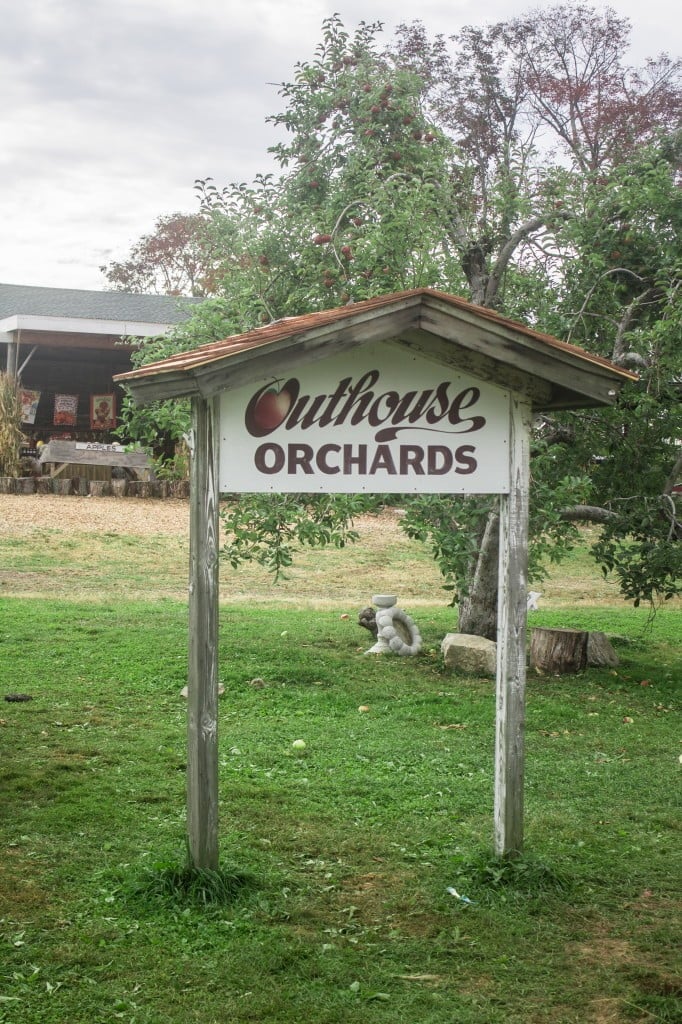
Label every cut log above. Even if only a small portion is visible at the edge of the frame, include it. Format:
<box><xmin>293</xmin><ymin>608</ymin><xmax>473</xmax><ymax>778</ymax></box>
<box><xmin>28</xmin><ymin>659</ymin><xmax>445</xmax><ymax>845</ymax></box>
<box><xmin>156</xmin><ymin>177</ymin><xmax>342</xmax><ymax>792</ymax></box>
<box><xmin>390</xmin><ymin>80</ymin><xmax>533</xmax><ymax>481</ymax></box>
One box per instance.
<box><xmin>53</xmin><ymin>478</ymin><xmax>74</xmax><ymax>496</ymax></box>
<box><xmin>111</xmin><ymin>478</ymin><xmax>128</xmax><ymax>498</ymax></box>
<box><xmin>127</xmin><ymin>481</ymin><xmax>155</xmax><ymax>498</ymax></box>
<box><xmin>587</xmin><ymin>631</ymin><xmax>619</xmax><ymax>668</ymax></box>
<box><xmin>35</xmin><ymin>477</ymin><xmax>53</xmax><ymax>494</ymax></box>
<box><xmin>0</xmin><ymin>478</ymin><xmax>15</xmax><ymax>494</ymax></box>
<box><xmin>15</xmin><ymin>477</ymin><xmax>36</xmax><ymax>495</ymax></box>
<box><xmin>89</xmin><ymin>480</ymin><xmax>112</xmax><ymax>497</ymax></box>
<box><xmin>170</xmin><ymin>479</ymin><xmax>190</xmax><ymax>498</ymax></box>
<box><xmin>530</xmin><ymin>627</ymin><xmax>588</xmax><ymax>675</ymax></box>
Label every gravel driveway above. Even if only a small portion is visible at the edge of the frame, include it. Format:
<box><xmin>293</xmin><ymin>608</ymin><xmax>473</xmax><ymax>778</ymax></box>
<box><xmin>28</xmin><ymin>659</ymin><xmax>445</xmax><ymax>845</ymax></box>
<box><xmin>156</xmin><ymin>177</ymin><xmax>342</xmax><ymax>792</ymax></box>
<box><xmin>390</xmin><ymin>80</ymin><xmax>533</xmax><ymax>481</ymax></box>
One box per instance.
<box><xmin>1</xmin><ymin>494</ymin><xmax>190</xmax><ymax>537</ymax></box>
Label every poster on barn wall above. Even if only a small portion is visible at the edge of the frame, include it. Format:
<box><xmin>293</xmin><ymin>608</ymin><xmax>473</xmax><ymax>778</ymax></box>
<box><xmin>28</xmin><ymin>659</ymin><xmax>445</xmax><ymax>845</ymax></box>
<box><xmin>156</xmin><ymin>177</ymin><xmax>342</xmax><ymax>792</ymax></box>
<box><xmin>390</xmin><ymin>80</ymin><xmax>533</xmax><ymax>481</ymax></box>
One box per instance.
<box><xmin>53</xmin><ymin>393</ymin><xmax>79</xmax><ymax>427</ymax></box>
<box><xmin>219</xmin><ymin>342</ymin><xmax>511</xmax><ymax>494</ymax></box>
<box><xmin>20</xmin><ymin>389</ymin><xmax>41</xmax><ymax>424</ymax></box>
<box><xmin>90</xmin><ymin>394</ymin><xmax>116</xmax><ymax>430</ymax></box>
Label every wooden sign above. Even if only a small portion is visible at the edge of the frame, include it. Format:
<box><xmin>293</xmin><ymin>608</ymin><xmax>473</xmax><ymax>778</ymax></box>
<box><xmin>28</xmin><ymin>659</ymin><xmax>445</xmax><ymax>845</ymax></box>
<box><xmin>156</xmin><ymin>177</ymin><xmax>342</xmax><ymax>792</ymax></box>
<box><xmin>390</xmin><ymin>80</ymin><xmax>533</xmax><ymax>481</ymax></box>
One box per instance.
<box><xmin>116</xmin><ymin>289</ymin><xmax>635</xmax><ymax>870</ymax></box>
<box><xmin>219</xmin><ymin>343</ymin><xmax>510</xmax><ymax>494</ymax></box>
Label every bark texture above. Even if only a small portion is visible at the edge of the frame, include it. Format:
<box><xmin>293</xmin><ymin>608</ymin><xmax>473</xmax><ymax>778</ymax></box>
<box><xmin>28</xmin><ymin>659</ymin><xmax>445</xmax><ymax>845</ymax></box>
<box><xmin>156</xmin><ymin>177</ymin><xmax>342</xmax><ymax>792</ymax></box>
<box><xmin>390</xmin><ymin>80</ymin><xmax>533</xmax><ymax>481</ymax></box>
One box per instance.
<box><xmin>530</xmin><ymin>627</ymin><xmax>589</xmax><ymax>674</ymax></box>
<box><xmin>457</xmin><ymin>509</ymin><xmax>500</xmax><ymax>640</ymax></box>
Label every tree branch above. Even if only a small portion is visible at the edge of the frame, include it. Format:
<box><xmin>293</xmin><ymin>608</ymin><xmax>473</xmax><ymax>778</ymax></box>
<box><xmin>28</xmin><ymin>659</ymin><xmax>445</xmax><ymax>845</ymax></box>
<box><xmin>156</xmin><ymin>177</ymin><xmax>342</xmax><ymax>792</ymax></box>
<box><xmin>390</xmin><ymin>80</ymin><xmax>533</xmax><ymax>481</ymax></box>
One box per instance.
<box><xmin>484</xmin><ymin>213</ymin><xmax>567</xmax><ymax>307</ymax></box>
<box><xmin>611</xmin><ymin>286</ymin><xmax>660</xmax><ymax>364</ymax></box>
<box><xmin>566</xmin><ymin>267</ymin><xmax>647</xmax><ymax>343</ymax></box>
<box><xmin>559</xmin><ymin>505</ymin><xmax>617</xmax><ymax>524</ymax></box>
<box><xmin>663</xmin><ymin>450</ymin><xmax>682</xmax><ymax>497</ymax></box>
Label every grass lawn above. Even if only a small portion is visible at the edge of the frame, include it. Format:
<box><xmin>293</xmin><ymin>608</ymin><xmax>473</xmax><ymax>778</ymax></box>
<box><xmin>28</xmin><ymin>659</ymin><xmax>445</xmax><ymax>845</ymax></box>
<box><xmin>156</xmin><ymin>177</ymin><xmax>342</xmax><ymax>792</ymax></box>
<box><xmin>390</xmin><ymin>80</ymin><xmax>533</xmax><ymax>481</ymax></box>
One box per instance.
<box><xmin>0</xmin><ymin>505</ymin><xmax>680</xmax><ymax>1023</ymax></box>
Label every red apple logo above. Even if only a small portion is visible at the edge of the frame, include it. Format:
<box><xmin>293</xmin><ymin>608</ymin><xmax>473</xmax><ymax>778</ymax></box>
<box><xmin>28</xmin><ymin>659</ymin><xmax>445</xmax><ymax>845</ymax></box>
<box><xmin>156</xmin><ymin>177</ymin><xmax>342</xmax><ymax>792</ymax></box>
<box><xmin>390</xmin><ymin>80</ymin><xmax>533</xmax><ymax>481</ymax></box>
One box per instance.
<box><xmin>245</xmin><ymin>379</ymin><xmax>299</xmax><ymax>437</ymax></box>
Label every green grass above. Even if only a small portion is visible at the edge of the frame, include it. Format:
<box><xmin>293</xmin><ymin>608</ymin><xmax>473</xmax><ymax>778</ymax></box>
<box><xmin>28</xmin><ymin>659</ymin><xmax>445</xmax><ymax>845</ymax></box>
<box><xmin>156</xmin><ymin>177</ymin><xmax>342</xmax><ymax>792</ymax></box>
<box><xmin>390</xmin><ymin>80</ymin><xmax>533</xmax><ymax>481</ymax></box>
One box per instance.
<box><xmin>1</xmin><ymin>585</ymin><xmax>680</xmax><ymax>1024</ymax></box>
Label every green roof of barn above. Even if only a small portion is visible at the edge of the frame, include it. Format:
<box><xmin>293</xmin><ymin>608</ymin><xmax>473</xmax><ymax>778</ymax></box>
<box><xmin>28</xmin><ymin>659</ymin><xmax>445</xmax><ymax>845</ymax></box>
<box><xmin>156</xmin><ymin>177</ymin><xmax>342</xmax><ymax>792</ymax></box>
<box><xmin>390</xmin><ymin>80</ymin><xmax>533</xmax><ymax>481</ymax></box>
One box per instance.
<box><xmin>0</xmin><ymin>282</ymin><xmax>200</xmax><ymax>325</ymax></box>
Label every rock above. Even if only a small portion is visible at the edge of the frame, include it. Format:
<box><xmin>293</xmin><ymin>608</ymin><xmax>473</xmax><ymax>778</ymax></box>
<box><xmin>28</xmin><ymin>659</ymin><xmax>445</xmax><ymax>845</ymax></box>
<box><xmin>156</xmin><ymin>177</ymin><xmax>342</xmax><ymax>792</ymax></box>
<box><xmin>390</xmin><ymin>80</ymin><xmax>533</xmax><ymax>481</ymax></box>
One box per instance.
<box><xmin>441</xmin><ymin>633</ymin><xmax>497</xmax><ymax>676</ymax></box>
<box><xmin>587</xmin><ymin>631</ymin><xmax>620</xmax><ymax>668</ymax></box>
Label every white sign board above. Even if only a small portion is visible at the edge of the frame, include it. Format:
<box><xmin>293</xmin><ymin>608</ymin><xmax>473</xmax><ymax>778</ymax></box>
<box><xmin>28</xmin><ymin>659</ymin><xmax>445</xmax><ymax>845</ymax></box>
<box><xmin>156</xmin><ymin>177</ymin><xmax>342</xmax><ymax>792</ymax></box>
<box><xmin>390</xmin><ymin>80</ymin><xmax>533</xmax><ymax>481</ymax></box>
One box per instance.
<box><xmin>219</xmin><ymin>343</ymin><xmax>510</xmax><ymax>493</ymax></box>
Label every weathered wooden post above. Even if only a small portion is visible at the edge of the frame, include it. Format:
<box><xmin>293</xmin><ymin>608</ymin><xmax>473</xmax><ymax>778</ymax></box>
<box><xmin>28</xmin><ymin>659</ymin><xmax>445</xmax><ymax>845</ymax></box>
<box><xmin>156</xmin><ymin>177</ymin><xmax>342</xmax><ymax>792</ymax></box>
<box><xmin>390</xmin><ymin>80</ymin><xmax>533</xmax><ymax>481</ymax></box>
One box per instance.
<box><xmin>494</xmin><ymin>396</ymin><xmax>532</xmax><ymax>857</ymax></box>
<box><xmin>187</xmin><ymin>396</ymin><xmax>220</xmax><ymax>870</ymax></box>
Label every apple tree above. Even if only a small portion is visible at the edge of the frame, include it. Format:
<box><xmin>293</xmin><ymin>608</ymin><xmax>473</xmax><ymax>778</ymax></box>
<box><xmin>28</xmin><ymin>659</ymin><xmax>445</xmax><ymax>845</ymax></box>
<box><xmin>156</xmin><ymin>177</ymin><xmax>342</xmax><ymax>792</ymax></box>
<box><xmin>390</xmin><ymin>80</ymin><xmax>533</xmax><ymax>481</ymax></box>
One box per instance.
<box><xmin>116</xmin><ymin>8</ymin><xmax>681</xmax><ymax>630</ymax></box>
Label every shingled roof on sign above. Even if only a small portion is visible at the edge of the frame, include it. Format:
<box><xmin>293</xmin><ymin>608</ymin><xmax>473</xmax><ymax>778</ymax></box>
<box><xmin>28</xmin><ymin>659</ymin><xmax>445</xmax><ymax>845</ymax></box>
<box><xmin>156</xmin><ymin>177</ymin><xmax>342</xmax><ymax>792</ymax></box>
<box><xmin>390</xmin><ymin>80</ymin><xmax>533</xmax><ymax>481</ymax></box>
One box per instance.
<box><xmin>115</xmin><ymin>289</ymin><xmax>637</xmax><ymax>412</ymax></box>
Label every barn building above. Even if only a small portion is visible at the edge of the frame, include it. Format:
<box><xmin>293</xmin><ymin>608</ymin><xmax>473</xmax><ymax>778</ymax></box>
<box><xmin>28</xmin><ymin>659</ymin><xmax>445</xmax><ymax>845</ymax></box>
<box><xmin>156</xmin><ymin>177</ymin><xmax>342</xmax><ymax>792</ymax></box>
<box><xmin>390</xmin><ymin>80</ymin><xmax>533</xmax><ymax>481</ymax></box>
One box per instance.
<box><xmin>0</xmin><ymin>282</ymin><xmax>200</xmax><ymax>442</ymax></box>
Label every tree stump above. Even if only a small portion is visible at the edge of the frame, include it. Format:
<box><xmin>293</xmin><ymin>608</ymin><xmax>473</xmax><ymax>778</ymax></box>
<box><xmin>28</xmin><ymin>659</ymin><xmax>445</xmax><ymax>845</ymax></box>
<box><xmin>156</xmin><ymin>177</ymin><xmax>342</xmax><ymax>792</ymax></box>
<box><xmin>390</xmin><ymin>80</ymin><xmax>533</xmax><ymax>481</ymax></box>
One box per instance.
<box><xmin>0</xmin><ymin>478</ymin><xmax>15</xmax><ymax>494</ymax></box>
<box><xmin>530</xmin><ymin>627</ymin><xmax>588</xmax><ymax>675</ymax></box>
<box><xmin>587</xmin><ymin>631</ymin><xmax>619</xmax><ymax>668</ymax></box>
<box><xmin>35</xmin><ymin>477</ymin><xmax>53</xmax><ymax>494</ymax></box>
<box><xmin>170</xmin><ymin>479</ymin><xmax>190</xmax><ymax>498</ymax></box>
<box><xmin>89</xmin><ymin>480</ymin><xmax>112</xmax><ymax>497</ymax></box>
<box><xmin>128</xmin><ymin>480</ymin><xmax>156</xmax><ymax>498</ymax></box>
<box><xmin>53</xmin><ymin>478</ymin><xmax>74</xmax><ymax>496</ymax></box>
<box><xmin>111</xmin><ymin>478</ymin><xmax>128</xmax><ymax>498</ymax></box>
<box><xmin>75</xmin><ymin>477</ymin><xmax>90</xmax><ymax>497</ymax></box>
<box><xmin>15</xmin><ymin>477</ymin><xmax>36</xmax><ymax>495</ymax></box>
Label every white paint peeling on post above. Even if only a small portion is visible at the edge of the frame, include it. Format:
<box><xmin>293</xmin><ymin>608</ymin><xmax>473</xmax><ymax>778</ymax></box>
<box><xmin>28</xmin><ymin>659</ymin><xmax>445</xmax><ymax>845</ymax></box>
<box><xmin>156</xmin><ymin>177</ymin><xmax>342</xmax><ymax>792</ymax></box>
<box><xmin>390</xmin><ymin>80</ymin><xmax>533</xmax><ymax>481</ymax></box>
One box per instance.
<box><xmin>187</xmin><ymin>395</ymin><xmax>220</xmax><ymax>870</ymax></box>
<box><xmin>494</xmin><ymin>395</ymin><xmax>532</xmax><ymax>857</ymax></box>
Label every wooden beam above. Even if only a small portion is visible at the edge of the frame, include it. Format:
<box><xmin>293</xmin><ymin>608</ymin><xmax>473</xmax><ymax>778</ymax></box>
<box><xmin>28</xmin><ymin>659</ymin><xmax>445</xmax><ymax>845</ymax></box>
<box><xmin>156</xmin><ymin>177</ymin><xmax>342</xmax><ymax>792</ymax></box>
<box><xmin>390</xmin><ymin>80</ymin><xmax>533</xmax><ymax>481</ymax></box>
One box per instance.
<box><xmin>187</xmin><ymin>395</ymin><xmax>221</xmax><ymax>870</ymax></box>
<box><xmin>391</xmin><ymin>330</ymin><xmax>553</xmax><ymax>408</ymax></box>
<box><xmin>419</xmin><ymin>302</ymin><xmax>623</xmax><ymax>407</ymax></box>
<box><xmin>18</xmin><ymin>330</ymin><xmax>141</xmax><ymax>352</ymax></box>
<box><xmin>6</xmin><ymin>334</ymin><xmax>19</xmax><ymax>377</ymax></box>
<box><xmin>193</xmin><ymin>316</ymin><xmax>417</xmax><ymax>399</ymax></box>
<box><xmin>17</xmin><ymin>345</ymin><xmax>37</xmax><ymax>377</ymax></box>
<box><xmin>494</xmin><ymin>395</ymin><xmax>532</xmax><ymax>857</ymax></box>
<box><xmin>120</xmin><ymin>304</ymin><xmax>423</xmax><ymax>406</ymax></box>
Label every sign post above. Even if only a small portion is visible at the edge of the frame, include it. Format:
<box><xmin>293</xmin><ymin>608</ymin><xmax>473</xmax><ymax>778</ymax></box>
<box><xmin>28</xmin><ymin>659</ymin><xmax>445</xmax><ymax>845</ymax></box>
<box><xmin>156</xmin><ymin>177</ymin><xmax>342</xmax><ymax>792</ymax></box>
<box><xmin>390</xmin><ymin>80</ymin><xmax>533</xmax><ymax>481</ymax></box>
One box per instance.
<box><xmin>187</xmin><ymin>395</ymin><xmax>220</xmax><ymax>871</ymax></box>
<box><xmin>494</xmin><ymin>396</ymin><xmax>532</xmax><ymax>856</ymax></box>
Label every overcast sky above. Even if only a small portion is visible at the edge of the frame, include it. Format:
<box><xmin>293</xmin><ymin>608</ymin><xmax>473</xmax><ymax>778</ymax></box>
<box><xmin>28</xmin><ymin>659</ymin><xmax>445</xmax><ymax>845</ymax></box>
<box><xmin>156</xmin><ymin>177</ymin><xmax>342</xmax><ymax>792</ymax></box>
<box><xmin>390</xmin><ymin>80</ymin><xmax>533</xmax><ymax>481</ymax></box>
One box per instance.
<box><xmin>1</xmin><ymin>0</ymin><xmax>679</xmax><ymax>292</ymax></box>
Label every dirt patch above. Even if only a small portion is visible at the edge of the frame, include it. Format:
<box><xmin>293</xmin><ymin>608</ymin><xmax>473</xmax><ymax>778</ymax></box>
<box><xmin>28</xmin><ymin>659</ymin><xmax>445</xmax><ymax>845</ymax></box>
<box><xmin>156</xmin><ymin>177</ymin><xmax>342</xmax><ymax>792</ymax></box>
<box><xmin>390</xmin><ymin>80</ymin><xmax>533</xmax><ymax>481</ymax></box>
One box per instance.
<box><xmin>0</xmin><ymin>494</ymin><xmax>190</xmax><ymax>537</ymax></box>
<box><xmin>0</xmin><ymin>494</ymin><xmax>408</xmax><ymax>540</ymax></box>
<box><xmin>0</xmin><ymin>494</ymin><xmax>436</xmax><ymax>605</ymax></box>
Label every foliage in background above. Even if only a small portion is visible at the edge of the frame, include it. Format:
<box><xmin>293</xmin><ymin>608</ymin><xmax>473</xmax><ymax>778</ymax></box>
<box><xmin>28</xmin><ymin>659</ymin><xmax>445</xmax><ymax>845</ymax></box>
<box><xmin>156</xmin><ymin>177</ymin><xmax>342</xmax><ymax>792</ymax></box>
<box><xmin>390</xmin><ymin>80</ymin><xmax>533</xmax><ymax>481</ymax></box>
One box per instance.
<box><xmin>101</xmin><ymin>212</ymin><xmax>229</xmax><ymax>297</ymax></box>
<box><xmin>221</xmin><ymin>493</ymin><xmax>380</xmax><ymax>579</ymax></box>
<box><xmin>0</xmin><ymin>372</ymin><xmax>22</xmax><ymax>477</ymax></box>
<box><xmin>112</xmin><ymin>6</ymin><xmax>682</xmax><ymax>630</ymax></box>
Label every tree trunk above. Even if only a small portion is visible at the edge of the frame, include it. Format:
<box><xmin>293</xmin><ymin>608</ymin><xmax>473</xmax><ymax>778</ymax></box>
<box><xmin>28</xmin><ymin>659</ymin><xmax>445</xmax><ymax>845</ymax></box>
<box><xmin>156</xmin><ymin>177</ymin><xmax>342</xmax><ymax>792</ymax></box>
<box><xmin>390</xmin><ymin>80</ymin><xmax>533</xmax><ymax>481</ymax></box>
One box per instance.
<box><xmin>457</xmin><ymin>509</ymin><xmax>499</xmax><ymax>640</ymax></box>
<box><xmin>530</xmin><ymin>627</ymin><xmax>588</xmax><ymax>674</ymax></box>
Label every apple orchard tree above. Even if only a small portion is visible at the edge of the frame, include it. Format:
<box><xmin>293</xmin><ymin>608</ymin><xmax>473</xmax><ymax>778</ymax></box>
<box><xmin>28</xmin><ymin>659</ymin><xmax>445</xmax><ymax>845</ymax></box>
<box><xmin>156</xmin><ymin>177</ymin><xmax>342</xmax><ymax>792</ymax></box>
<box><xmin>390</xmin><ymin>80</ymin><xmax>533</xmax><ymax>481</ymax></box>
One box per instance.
<box><xmin>113</xmin><ymin>7</ymin><xmax>682</xmax><ymax>635</ymax></box>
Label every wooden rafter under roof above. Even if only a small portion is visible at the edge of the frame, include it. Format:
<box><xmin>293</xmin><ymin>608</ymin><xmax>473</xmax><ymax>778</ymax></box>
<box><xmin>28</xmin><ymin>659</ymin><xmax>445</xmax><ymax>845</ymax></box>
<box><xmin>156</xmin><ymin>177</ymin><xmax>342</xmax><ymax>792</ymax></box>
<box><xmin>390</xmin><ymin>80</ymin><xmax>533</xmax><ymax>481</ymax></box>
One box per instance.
<box><xmin>115</xmin><ymin>289</ymin><xmax>637</xmax><ymax>411</ymax></box>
